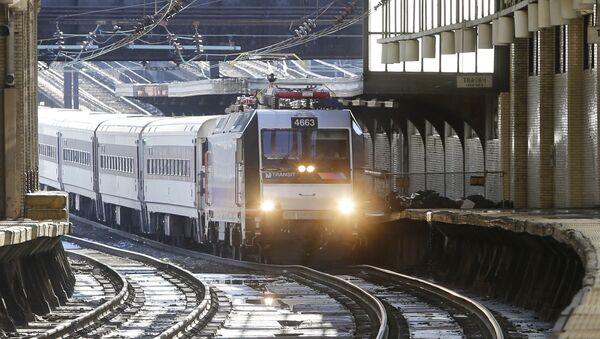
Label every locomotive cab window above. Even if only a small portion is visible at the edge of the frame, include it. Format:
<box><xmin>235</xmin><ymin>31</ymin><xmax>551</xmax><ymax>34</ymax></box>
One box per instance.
<box><xmin>261</xmin><ymin>128</ymin><xmax>351</xmax><ymax>183</ymax></box>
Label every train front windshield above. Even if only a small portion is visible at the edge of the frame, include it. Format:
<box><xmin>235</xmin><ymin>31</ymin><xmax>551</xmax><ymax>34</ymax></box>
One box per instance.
<box><xmin>261</xmin><ymin>129</ymin><xmax>350</xmax><ymax>183</ymax></box>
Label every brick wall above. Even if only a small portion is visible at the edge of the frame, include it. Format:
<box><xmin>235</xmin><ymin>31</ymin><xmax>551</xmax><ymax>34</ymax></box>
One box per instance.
<box><xmin>527</xmin><ymin>76</ymin><xmax>541</xmax><ymax>208</ymax></box>
<box><xmin>499</xmin><ymin>92</ymin><xmax>512</xmax><ymax>201</ymax></box>
<box><xmin>583</xmin><ymin>69</ymin><xmax>598</xmax><ymax>207</ymax></box>
<box><xmin>554</xmin><ymin>73</ymin><xmax>569</xmax><ymax>208</ymax></box>
<box><xmin>539</xmin><ymin>28</ymin><xmax>555</xmax><ymax>208</ymax></box>
<box><xmin>568</xmin><ymin>18</ymin><xmax>585</xmax><ymax>207</ymax></box>
<box><xmin>511</xmin><ymin>39</ymin><xmax>529</xmax><ymax>208</ymax></box>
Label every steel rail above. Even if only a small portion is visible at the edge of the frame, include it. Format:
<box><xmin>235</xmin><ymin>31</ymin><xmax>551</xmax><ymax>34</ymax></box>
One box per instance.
<box><xmin>353</xmin><ymin>265</ymin><xmax>504</xmax><ymax>339</ymax></box>
<box><xmin>69</xmin><ymin>215</ymin><xmax>389</xmax><ymax>338</ymax></box>
<box><xmin>63</xmin><ymin>234</ymin><xmax>212</xmax><ymax>339</ymax></box>
<box><xmin>36</xmin><ymin>251</ymin><xmax>129</xmax><ymax>339</ymax></box>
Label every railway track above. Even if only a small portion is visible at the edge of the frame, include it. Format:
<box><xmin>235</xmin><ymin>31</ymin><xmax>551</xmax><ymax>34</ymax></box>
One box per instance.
<box><xmin>336</xmin><ymin>266</ymin><xmax>504</xmax><ymax>339</ymax></box>
<box><xmin>62</xmin><ymin>237</ymin><xmax>212</xmax><ymax>338</ymax></box>
<box><xmin>14</xmin><ymin>251</ymin><xmax>127</xmax><ymax>338</ymax></box>
<box><xmin>67</xmin><ymin>216</ymin><xmax>387</xmax><ymax>338</ymax></box>
<box><xmin>58</xmin><ymin>215</ymin><xmax>510</xmax><ymax>338</ymax></box>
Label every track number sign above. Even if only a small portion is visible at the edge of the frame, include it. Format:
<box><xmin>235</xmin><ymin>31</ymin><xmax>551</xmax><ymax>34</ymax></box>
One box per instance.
<box><xmin>292</xmin><ymin>117</ymin><xmax>318</xmax><ymax>128</ymax></box>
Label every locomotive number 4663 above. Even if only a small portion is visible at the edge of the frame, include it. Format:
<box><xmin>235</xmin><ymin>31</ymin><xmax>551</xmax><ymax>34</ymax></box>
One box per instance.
<box><xmin>291</xmin><ymin>117</ymin><xmax>318</xmax><ymax>128</ymax></box>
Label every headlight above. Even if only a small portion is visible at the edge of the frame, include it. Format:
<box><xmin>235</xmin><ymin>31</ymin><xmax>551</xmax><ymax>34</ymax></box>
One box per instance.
<box><xmin>306</xmin><ymin>165</ymin><xmax>315</xmax><ymax>173</ymax></box>
<box><xmin>297</xmin><ymin>165</ymin><xmax>306</xmax><ymax>173</ymax></box>
<box><xmin>337</xmin><ymin>198</ymin><xmax>354</xmax><ymax>214</ymax></box>
<box><xmin>261</xmin><ymin>200</ymin><xmax>275</xmax><ymax>212</ymax></box>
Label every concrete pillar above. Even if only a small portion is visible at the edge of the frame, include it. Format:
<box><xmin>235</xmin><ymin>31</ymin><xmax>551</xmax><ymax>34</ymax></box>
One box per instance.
<box><xmin>511</xmin><ymin>39</ymin><xmax>529</xmax><ymax>208</ymax></box>
<box><xmin>499</xmin><ymin>92</ymin><xmax>511</xmax><ymax>201</ymax></box>
<box><xmin>568</xmin><ymin>18</ymin><xmax>585</xmax><ymax>207</ymax></box>
<box><xmin>209</xmin><ymin>60</ymin><xmax>219</xmax><ymax>79</ymax></box>
<box><xmin>72</xmin><ymin>69</ymin><xmax>79</xmax><ymax>109</ymax></box>
<box><xmin>539</xmin><ymin>28</ymin><xmax>555</xmax><ymax>208</ymax></box>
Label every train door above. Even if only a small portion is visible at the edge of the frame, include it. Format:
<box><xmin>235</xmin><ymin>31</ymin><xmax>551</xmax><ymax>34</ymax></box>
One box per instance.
<box><xmin>137</xmin><ymin>136</ymin><xmax>149</xmax><ymax>233</ymax></box>
<box><xmin>235</xmin><ymin>138</ymin><xmax>245</xmax><ymax>248</ymax></box>
<box><xmin>57</xmin><ymin>132</ymin><xmax>64</xmax><ymax>191</ymax></box>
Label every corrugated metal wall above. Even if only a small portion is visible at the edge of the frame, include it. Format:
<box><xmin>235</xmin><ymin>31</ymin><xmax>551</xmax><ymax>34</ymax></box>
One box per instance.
<box><xmin>465</xmin><ymin>136</ymin><xmax>485</xmax><ymax>197</ymax></box>
<box><xmin>425</xmin><ymin>123</ymin><xmax>445</xmax><ymax>194</ymax></box>
<box><xmin>408</xmin><ymin>122</ymin><xmax>425</xmax><ymax>193</ymax></box>
<box><xmin>445</xmin><ymin>124</ymin><xmax>464</xmax><ymax>199</ymax></box>
<box><xmin>374</xmin><ymin>132</ymin><xmax>391</xmax><ymax>195</ymax></box>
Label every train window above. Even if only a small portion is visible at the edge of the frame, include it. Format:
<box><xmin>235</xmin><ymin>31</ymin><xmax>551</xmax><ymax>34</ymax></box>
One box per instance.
<box><xmin>311</xmin><ymin>130</ymin><xmax>349</xmax><ymax>160</ymax></box>
<box><xmin>261</xmin><ymin>129</ymin><xmax>349</xmax><ymax>161</ymax></box>
<box><xmin>261</xmin><ymin>130</ymin><xmax>301</xmax><ymax>160</ymax></box>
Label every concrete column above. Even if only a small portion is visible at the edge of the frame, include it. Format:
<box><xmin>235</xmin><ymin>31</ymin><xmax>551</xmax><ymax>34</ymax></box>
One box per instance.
<box><xmin>510</xmin><ymin>39</ymin><xmax>529</xmax><ymax>208</ymax></box>
<box><xmin>499</xmin><ymin>92</ymin><xmax>511</xmax><ymax>201</ymax></box>
<box><xmin>568</xmin><ymin>18</ymin><xmax>585</xmax><ymax>208</ymax></box>
<box><xmin>539</xmin><ymin>28</ymin><xmax>555</xmax><ymax>208</ymax></box>
<box><xmin>63</xmin><ymin>68</ymin><xmax>72</xmax><ymax>109</ymax></box>
<box><xmin>209</xmin><ymin>60</ymin><xmax>219</xmax><ymax>79</ymax></box>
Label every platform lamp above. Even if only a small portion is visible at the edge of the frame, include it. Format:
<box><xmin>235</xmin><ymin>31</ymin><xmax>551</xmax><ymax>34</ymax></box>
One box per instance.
<box><xmin>381</xmin><ymin>42</ymin><xmax>400</xmax><ymax>64</ymax></box>
<box><xmin>455</xmin><ymin>28</ymin><xmax>476</xmax><ymax>53</ymax></box>
<box><xmin>538</xmin><ymin>0</ymin><xmax>552</xmax><ymax>28</ymax></box>
<box><xmin>528</xmin><ymin>3</ymin><xmax>539</xmax><ymax>31</ymax></box>
<box><xmin>561</xmin><ymin>0</ymin><xmax>579</xmax><ymax>18</ymax></box>
<box><xmin>572</xmin><ymin>0</ymin><xmax>594</xmax><ymax>10</ymax></box>
<box><xmin>478</xmin><ymin>23</ymin><xmax>493</xmax><ymax>49</ymax></box>
<box><xmin>514</xmin><ymin>10</ymin><xmax>529</xmax><ymax>38</ymax></box>
<box><xmin>404</xmin><ymin>39</ymin><xmax>419</xmax><ymax>61</ymax></box>
<box><xmin>491</xmin><ymin>19</ymin><xmax>500</xmax><ymax>45</ymax></box>
<box><xmin>497</xmin><ymin>17</ymin><xmax>515</xmax><ymax>45</ymax></box>
<box><xmin>422</xmin><ymin>35</ymin><xmax>436</xmax><ymax>58</ymax></box>
<box><xmin>441</xmin><ymin>31</ymin><xmax>455</xmax><ymax>55</ymax></box>
<box><xmin>550</xmin><ymin>0</ymin><xmax>567</xmax><ymax>25</ymax></box>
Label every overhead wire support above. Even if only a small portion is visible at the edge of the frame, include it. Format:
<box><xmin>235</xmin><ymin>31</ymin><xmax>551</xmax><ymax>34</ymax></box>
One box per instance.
<box><xmin>63</xmin><ymin>0</ymin><xmax>189</xmax><ymax>67</ymax></box>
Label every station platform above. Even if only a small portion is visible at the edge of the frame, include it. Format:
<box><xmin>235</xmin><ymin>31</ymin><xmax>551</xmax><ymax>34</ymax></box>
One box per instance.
<box><xmin>378</xmin><ymin>208</ymin><xmax>600</xmax><ymax>338</ymax></box>
<box><xmin>0</xmin><ymin>192</ymin><xmax>73</xmax><ymax>334</ymax></box>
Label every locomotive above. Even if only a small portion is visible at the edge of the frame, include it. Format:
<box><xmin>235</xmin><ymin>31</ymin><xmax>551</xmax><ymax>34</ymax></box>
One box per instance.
<box><xmin>38</xmin><ymin>86</ymin><xmax>364</xmax><ymax>261</ymax></box>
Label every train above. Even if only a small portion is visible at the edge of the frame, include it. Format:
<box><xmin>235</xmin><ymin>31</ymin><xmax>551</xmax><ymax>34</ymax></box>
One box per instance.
<box><xmin>38</xmin><ymin>89</ymin><xmax>365</xmax><ymax>261</ymax></box>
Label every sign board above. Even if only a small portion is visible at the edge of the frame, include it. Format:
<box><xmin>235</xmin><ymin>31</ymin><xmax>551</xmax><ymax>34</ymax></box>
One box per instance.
<box><xmin>133</xmin><ymin>84</ymin><xmax>169</xmax><ymax>97</ymax></box>
<box><xmin>457</xmin><ymin>75</ymin><xmax>493</xmax><ymax>88</ymax></box>
<box><xmin>396</xmin><ymin>176</ymin><xmax>409</xmax><ymax>188</ymax></box>
<box><xmin>470</xmin><ymin>175</ymin><xmax>486</xmax><ymax>186</ymax></box>
<box><xmin>291</xmin><ymin>117</ymin><xmax>318</xmax><ymax>128</ymax></box>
